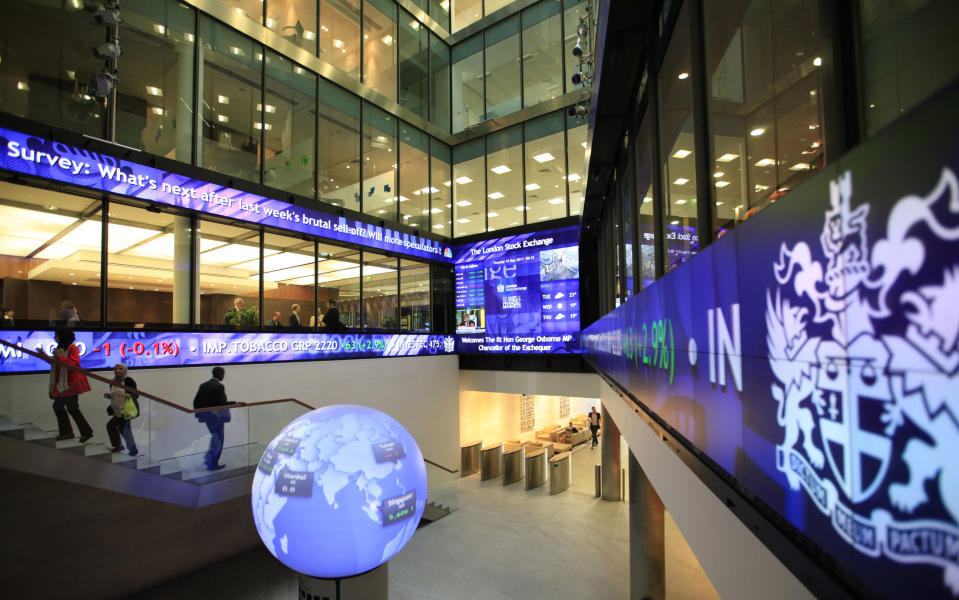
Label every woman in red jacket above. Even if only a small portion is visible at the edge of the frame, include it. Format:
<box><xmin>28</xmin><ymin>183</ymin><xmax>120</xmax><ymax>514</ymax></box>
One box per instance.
<box><xmin>48</xmin><ymin>328</ymin><xmax>94</xmax><ymax>442</ymax></box>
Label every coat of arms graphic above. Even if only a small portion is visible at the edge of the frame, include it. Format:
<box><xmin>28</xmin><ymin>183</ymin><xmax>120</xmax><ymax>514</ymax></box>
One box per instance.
<box><xmin>767</xmin><ymin>169</ymin><xmax>959</xmax><ymax>593</ymax></box>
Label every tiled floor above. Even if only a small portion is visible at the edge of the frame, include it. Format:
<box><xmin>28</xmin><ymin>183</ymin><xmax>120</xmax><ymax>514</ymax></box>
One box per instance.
<box><xmin>127</xmin><ymin>442</ymin><xmax>720</xmax><ymax>599</ymax></box>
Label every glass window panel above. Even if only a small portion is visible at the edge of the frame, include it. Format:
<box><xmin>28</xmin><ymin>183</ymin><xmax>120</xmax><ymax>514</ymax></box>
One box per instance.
<box><xmin>486</xmin><ymin>126</ymin><xmax>524</xmax><ymax>231</ymax></box>
<box><xmin>261</xmin><ymin>232</ymin><xmax>315</xmax><ymax>328</ymax></box>
<box><xmin>199</xmin><ymin>17</ymin><xmax>262</xmax><ymax>183</ymax></box>
<box><xmin>452</xmin><ymin>35</ymin><xmax>484</xmax><ymax>132</ymax></box>
<box><xmin>485</xmin><ymin>16</ymin><xmax>521</xmax><ymax>119</ymax></box>
<box><xmin>526</xmin><ymin>112</ymin><xmax>567</xmax><ymax>223</ymax></box>
<box><xmin>198</xmin><ymin>220</ymin><xmax>261</xmax><ymax>327</ymax></box>
<box><xmin>706</xmin><ymin>0</ymin><xmax>823</xmax><ymax>235</ymax></box>
<box><xmin>658</xmin><ymin>1</ymin><xmax>696</xmax><ymax>273</ymax></box>
<box><xmin>0</xmin><ymin>183</ymin><xmax>102</xmax><ymax>324</ymax></box>
<box><xmin>859</xmin><ymin>0</ymin><xmax>959</xmax><ymax>135</ymax></box>
<box><xmin>622</xmin><ymin>158</ymin><xmax>634</xmax><ymax>298</ymax></box>
<box><xmin>400</xmin><ymin>122</ymin><xmax>431</xmax><ymax>231</ymax></box>
<box><xmin>522</xmin><ymin>0</ymin><xmax>563</xmax><ymax>107</ymax></box>
<box><xmin>362</xmin><ymin>252</ymin><xmax>398</xmax><ymax>329</ymax></box>
<box><xmin>267</xmin><ymin>0</ymin><xmax>317</xmax><ymax>54</ymax></box>
<box><xmin>117</xmin><ymin>0</ymin><xmax>195</xmax><ymax>161</ymax></box>
<box><xmin>318</xmin><ymin>242</ymin><xmax>360</xmax><ymax>329</ymax></box>
<box><xmin>566</xmin><ymin>111</ymin><xmax>587</xmax><ymax>215</ymax></box>
<box><xmin>431</xmin><ymin>139</ymin><xmax>453</xmax><ymax>235</ymax></box>
<box><xmin>106</xmin><ymin>203</ymin><xmax>192</xmax><ymax>326</ymax></box>
<box><xmin>362</xmin><ymin>103</ymin><xmax>398</xmax><ymax>218</ymax></box>
<box><xmin>221</xmin><ymin>1</ymin><xmax>262</xmax><ymax>26</ymax></box>
<box><xmin>399</xmin><ymin>11</ymin><xmax>429</xmax><ymax>119</ymax></box>
<box><xmin>453</xmin><ymin>139</ymin><xmax>486</xmax><ymax>237</ymax></box>
<box><xmin>564</xmin><ymin>0</ymin><xmax>589</xmax><ymax>93</ymax></box>
<box><xmin>452</xmin><ymin>0</ymin><xmax>482</xmax><ymax>32</ymax></box>
<box><xmin>486</xmin><ymin>0</ymin><xmax>515</xmax><ymax>15</ymax></box>
<box><xmin>430</xmin><ymin>32</ymin><xmax>451</xmax><ymax>131</ymax></box>
<box><xmin>634</xmin><ymin>114</ymin><xmax>656</xmax><ymax>289</ymax></box>
<box><xmin>0</xmin><ymin>1</ymin><xmax>106</xmax><ymax>137</ymax></box>
<box><xmin>264</xmin><ymin>52</ymin><xmax>317</xmax><ymax>199</ymax></box>
<box><xmin>364</xmin><ymin>0</ymin><xmax>398</xmax><ymax>102</ymax></box>
<box><xmin>430</xmin><ymin>0</ymin><xmax>451</xmax><ymax>31</ymax></box>
<box><xmin>400</xmin><ymin>259</ymin><xmax>430</xmax><ymax>332</ymax></box>
<box><xmin>320</xmin><ymin>0</ymin><xmax>361</xmax><ymax>77</ymax></box>
<box><xmin>612</xmin><ymin>193</ymin><xmax>623</xmax><ymax>305</ymax></box>
<box><xmin>318</xmin><ymin>80</ymin><xmax>361</xmax><ymax>212</ymax></box>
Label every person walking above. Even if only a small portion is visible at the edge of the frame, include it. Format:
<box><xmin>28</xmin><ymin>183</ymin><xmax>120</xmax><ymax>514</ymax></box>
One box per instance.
<box><xmin>47</xmin><ymin>328</ymin><xmax>93</xmax><ymax>442</ymax></box>
<box><xmin>588</xmin><ymin>406</ymin><xmax>601</xmax><ymax>449</ymax></box>
<box><xmin>193</xmin><ymin>366</ymin><xmax>235</xmax><ymax>470</ymax></box>
<box><xmin>104</xmin><ymin>362</ymin><xmax>139</xmax><ymax>456</ymax></box>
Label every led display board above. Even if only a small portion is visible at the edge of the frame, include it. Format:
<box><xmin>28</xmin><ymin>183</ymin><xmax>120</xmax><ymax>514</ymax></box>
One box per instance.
<box><xmin>583</xmin><ymin>86</ymin><xmax>959</xmax><ymax>598</ymax></box>
<box><xmin>454</xmin><ymin>226</ymin><xmax>580</xmax><ymax>354</ymax></box>
<box><xmin>0</xmin><ymin>330</ymin><xmax>456</xmax><ymax>373</ymax></box>
<box><xmin>0</xmin><ymin>127</ymin><xmax>452</xmax><ymax>263</ymax></box>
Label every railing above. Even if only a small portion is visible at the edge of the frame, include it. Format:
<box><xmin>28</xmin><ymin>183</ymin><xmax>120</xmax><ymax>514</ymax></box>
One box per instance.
<box><xmin>0</xmin><ymin>338</ymin><xmax>457</xmax><ymax>485</ymax></box>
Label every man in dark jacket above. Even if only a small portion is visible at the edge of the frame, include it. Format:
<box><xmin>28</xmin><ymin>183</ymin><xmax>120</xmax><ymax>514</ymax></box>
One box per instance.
<box><xmin>193</xmin><ymin>366</ymin><xmax>235</xmax><ymax>470</ymax></box>
<box><xmin>322</xmin><ymin>299</ymin><xmax>343</xmax><ymax>332</ymax></box>
<box><xmin>289</xmin><ymin>304</ymin><xmax>302</xmax><ymax>329</ymax></box>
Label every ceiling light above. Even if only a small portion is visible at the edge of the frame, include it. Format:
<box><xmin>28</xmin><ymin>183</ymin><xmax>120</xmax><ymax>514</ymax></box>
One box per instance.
<box><xmin>218</xmin><ymin>95</ymin><xmax>230</xmax><ymax>104</ymax></box>
<box><xmin>789</xmin><ymin>163</ymin><xmax>811</xmax><ymax>171</ymax></box>
<box><xmin>715</xmin><ymin>181</ymin><xmax>730</xmax><ymax>188</ymax></box>
<box><xmin>514</xmin><ymin>206</ymin><xmax>527</xmax><ymax>211</ymax></box>
<box><xmin>456</xmin><ymin>200</ymin><xmax>472</xmax><ymax>207</ymax></box>
<box><xmin>433</xmin><ymin>224</ymin><xmax>444</xmax><ymax>229</ymax></box>
<box><xmin>410</xmin><ymin>21</ymin><xmax>419</xmax><ymax>30</ymax></box>
<box><xmin>488</xmin><ymin>192</ymin><xmax>504</xmax><ymax>199</ymax></box>
<box><xmin>581</xmin><ymin>142</ymin><xmax>587</xmax><ymax>149</ymax></box>
<box><xmin>714</xmin><ymin>171</ymin><xmax>724</xmax><ymax>177</ymax></box>
<box><xmin>525</xmin><ymin>183</ymin><xmax>541</xmax><ymax>191</ymax></box>
<box><xmin>754</xmin><ymin>184</ymin><xmax>770</xmax><ymax>192</ymax></box>
<box><xmin>151</xmin><ymin>107</ymin><xmax>165</xmax><ymax>116</ymax></box>
<box><xmin>670</xmin><ymin>220</ymin><xmax>679</xmax><ymax>225</ymax></box>
<box><xmin>678</xmin><ymin>72</ymin><xmax>689</xmax><ymax>80</ymax></box>
<box><xmin>153</xmin><ymin>24</ymin><xmax>166</xmax><ymax>35</ymax></box>
<box><xmin>444</xmin><ymin>181</ymin><xmax>452</xmax><ymax>186</ymax></box>
<box><xmin>673</xmin><ymin>178</ymin><xmax>689</xmax><ymax>185</ymax></box>
<box><xmin>567</xmin><ymin>173</ymin><xmax>581</xmax><ymax>181</ymax></box>
<box><xmin>672</xmin><ymin>149</ymin><xmax>691</xmax><ymax>158</ymax></box>
<box><xmin>382</xmin><ymin>35</ymin><xmax>393</xmax><ymax>45</ymax></box>
<box><xmin>254</xmin><ymin>122</ymin><xmax>273</xmax><ymax>131</ymax></box>
<box><xmin>491</xmin><ymin>165</ymin><xmax>511</xmax><ymax>174</ymax></box>
<box><xmin>303</xmin><ymin>31</ymin><xmax>315</xmax><ymax>40</ymax></box>
<box><xmin>548</xmin><ymin>198</ymin><xmax>564</xmax><ymax>205</ymax></box>
<box><xmin>441</xmin><ymin>0</ymin><xmax>450</xmax><ymax>10</ymax></box>
<box><xmin>643</xmin><ymin>197</ymin><xmax>651</xmax><ymax>203</ymax></box>
<box><xmin>755</xmin><ymin>158</ymin><xmax>776</xmax><ymax>167</ymax></box>
<box><xmin>717</xmin><ymin>153</ymin><xmax>739</xmax><ymax>162</ymax></box>
<box><xmin>533</xmin><ymin>152</ymin><xmax>555</xmax><ymax>163</ymax></box>
<box><xmin>716</xmin><ymin>201</ymin><xmax>724</xmax><ymax>206</ymax></box>
<box><xmin>145</xmin><ymin>86</ymin><xmax>163</xmax><ymax>96</ymax></box>
<box><xmin>455</xmin><ymin>176</ymin><xmax>473</xmax><ymax>184</ymax></box>
<box><xmin>16</xmin><ymin>81</ymin><xmax>30</xmax><ymax>91</ymax></box>
<box><xmin>675</xmin><ymin>199</ymin><xmax>687</xmax><ymax>205</ymax></box>
<box><xmin>750</xmin><ymin>127</ymin><xmax>765</xmax><ymax>136</ymax></box>
<box><xmin>487</xmin><ymin>212</ymin><xmax>499</xmax><ymax>218</ymax></box>
<box><xmin>333</xmin><ymin>39</ymin><xmax>344</xmax><ymax>49</ymax></box>
<box><xmin>457</xmin><ymin>218</ymin><xmax>470</xmax><ymax>224</ymax></box>
<box><xmin>813</xmin><ymin>57</ymin><xmax>822</xmax><ymax>67</ymax></box>
<box><xmin>808</xmin><ymin>124</ymin><xmax>819</xmax><ymax>130</ymax></box>
<box><xmin>230</xmin><ymin>46</ymin><xmax>243</xmax><ymax>56</ymax></box>
<box><xmin>257</xmin><ymin>103</ymin><xmax>276</xmax><ymax>113</ymax></box>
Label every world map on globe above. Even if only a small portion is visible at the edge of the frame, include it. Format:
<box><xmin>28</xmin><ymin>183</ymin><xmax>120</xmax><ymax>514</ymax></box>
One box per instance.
<box><xmin>251</xmin><ymin>404</ymin><xmax>428</xmax><ymax>578</ymax></box>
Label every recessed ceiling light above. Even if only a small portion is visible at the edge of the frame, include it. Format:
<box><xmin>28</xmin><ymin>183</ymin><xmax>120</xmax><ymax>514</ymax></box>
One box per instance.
<box><xmin>433</xmin><ymin>224</ymin><xmax>444</xmax><ymax>229</ymax></box>
<box><xmin>491</xmin><ymin>165</ymin><xmax>511</xmax><ymax>174</ymax></box>
<box><xmin>333</xmin><ymin>39</ymin><xmax>344</xmax><ymax>49</ymax></box>
<box><xmin>487</xmin><ymin>212</ymin><xmax>499</xmax><ymax>218</ymax></box>
<box><xmin>430</xmin><ymin>207</ymin><xmax>442</xmax><ymax>214</ymax></box>
<box><xmin>533</xmin><ymin>152</ymin><xmax>555</xmax><ymax>163</ymax></box>
<box><xmin>675</xmin><ymin>199</ymin><xmax>688</xmax><ymax>205</ymax></box>
<box><xmin>750</xmin><ymin>127</ymin><xmax>765</xmax><ymax>136</ymax></box>
<box><xmin>16</xmin><ymin>81</ymin><xmax>30</xmax><ymax>91</ymax></box>
<box><xmin>153</xmin><ymin>24</ymin><xmax>166</xmax><ymax>35</ymax></box>
<box><xmin>457</xmin><ymin>218</ymin><xmax>470</xmax><ymax>223</ymax></box>
<box><xmin>678</xmin><ymin>72</ymin><xmax>689</xmax><ymax>80</ymax></box>
<box><xmin>382</xmin><ymin>35</ymin><xmax>393</xmax><ymax>45</ymax></box>
<box><xmin>217</xmin><ymin>95</ymin><xmax>229</xmax><ymax>104</ymax></box>
<box><xmin>673</xmin><ymin>178</ymin><xmax>689</xmax><ymax>185</ymax></box>
<box><xmin>670</xmin><ymin>220</ymin><xmax>679</xmax><ymax>225</ymax></box>
<box><xmin>151</xmin><ymin>107</ymin><xmax>165</xmax><ymax>116</ymax></box>
<box><xmin>567</xmin><ymin>173</ymin><xmax>581</xmax><ymax>181</ymax></box>
<box><xmin>145</xmin><ymin>86</ymin><xmax>163</xmax><ymax>96</ymax></box>
<box><xmin>813</xmin><ymin>57</ymin><xmax>822</xmax><ymax>67</ymax></box>
<box><xmin>714</xmin><ymin>171</ymin><xmax>724</xmax><ymax>177</ymax></box>
<box><xmin>789</xmin><ymin>163</ymin><xmax>811</xmax><ymax>171</ymax></box>
<box><xmin>581</xmin><ymin>142</ymin><xmax>587</xmax><ymax>149</ymax></box>
<box><xmin>514</xmin><ymin>206</ymin><xmax>527</xmax><ymax>211</ymax></box>
<box><xmin>672</xmin><ymin>149</ymin><xmax>691</xmax><ymax>159</ymax></box>
<box><xmin>643</xmin><ymin>197</ymin><xmax>651</xmax><ymax>203</ymax></box>
<box><xmin>715</xmin><ymin>181</ymin><xmax>730</xmax><ymax>188</ymax></box>
<box><xmin>548</xmin><ymin>198</ymin><xmax>564</xmax><ymax>205</ymax></box>
<box><xmin>456</xmin><ymin>200</ymin><xmax>472</xmax><ymax>206</ymax></box>
<box><xmin>755</xmin><ymin>158</ymin><xmax>776</xmax><ymax>167</ymax></box>
<box><xmin>525</xmin><ymin>183</ymin><xmax>541</xmax><ymax>191</ymax></box>
<box><xmin>218</xmin><ymin>114</ymin><xmax>229</xmax><ymax>123</ymax></box>
<box><xmin>488</xmin><ymin>192</ymin><xmax>504</xmax><ymax>199</ymax></box>
<box><xmin>717</xmin><ymin>153</ymin><xmax>739</xmax><ymax>162</ymax></box>
<box><xmin>455</xmin><ymin>176</ymin><xmax>473</xmax><ymax>184</ymax></box>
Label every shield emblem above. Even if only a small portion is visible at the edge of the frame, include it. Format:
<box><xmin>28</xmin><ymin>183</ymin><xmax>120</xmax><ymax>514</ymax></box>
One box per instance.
<box><xmin>816</xmin><ymin>336</ymin><xmax>893</xmax><ymax>504</ymax></box>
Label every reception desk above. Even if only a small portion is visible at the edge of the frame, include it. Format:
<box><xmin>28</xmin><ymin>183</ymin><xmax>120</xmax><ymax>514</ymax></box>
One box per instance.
<box><xmin>460</xmin><ymin>440</ymin><xmax>482</xmax><ymax>477</ymax></box>
<box><xmin>503</xmin><ymin>444</ymin><xmax>527</xmax><ymax>485</ymax></box>
<box><xmin>549</xmin><ymin>452</ymin><xmax>571</xmax><ymax>495</ymax></box>
<box><xmin>480</xmin><ymin>443</ymin><xmax>504</xmax><ymax>480</ymax></box>
<box><xmin>525</xmin><ymin>448</ymin><xmax>548</xmax><ymax>490</ymax></box>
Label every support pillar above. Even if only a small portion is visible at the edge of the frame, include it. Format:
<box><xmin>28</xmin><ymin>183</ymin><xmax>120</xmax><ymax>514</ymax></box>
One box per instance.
<box><xmin>298</xmin><ymin>562</ymin><xmax>388</xmax><ymax>600</ymax></box>
<box><xmin>629</xmin><ymin>449</ymin><xmax>665</xmax><ymax>600</ymax></box>
<box><xmin>601</xmin><ymin>405</ymin><xmax>621</xmax><ymax>501</ymax></box>
<box><xmin>172</xmin><ymin>215</ymin><xmax>198</xmax><ymax>324</ymax></box>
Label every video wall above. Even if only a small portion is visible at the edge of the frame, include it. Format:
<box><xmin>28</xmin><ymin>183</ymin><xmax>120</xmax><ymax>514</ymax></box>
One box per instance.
<box><xmin>583</xmin><ymin>85</ymin><xmax>959</xmax><ymax>598</ymax></box>
<box><xmin>454</xmin><ymin>225</ymin><xmax>580</xmax><ymax>354</ymax></box>
<box><xmin>0</xmin><ymin>330</ymin><xmax>456</xmax><ymax>373</ymax></box>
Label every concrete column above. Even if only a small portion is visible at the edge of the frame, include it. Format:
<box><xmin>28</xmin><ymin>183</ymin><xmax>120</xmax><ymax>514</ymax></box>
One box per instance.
<box><xmin>172</xmin><ymin>215</ymin><xmax>197</xmax><ymax>324</ymax></box>
<box><xmin>629</xmin><ymin>449</ymin><xmax>665</xmax><ymax>600</ymax></box>
<box><xmin>601</xmin><ymin>405</ymin><xmax>621</xmax><ymax>501</ymax></box>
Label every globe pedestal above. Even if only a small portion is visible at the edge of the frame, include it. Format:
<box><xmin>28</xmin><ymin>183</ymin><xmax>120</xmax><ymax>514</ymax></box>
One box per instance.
<box><xmin>298</xmin><ymin>562</ymin><xmax>388</xmax><ymax>600</ymax></box>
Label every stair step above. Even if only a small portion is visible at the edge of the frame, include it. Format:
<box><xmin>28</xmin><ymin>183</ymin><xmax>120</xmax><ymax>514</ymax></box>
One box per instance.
<box><xmin>0</xmin><ymin>428</ymin><xmax>26</xmax><ymax>440</ymax></box>
<box><xmin>182</xmin><ymin>464</ymin><xmax>254</xmax><ymax>485</ymax></box>
<box><xmin>23</xmin><ymin>426</ymin><xmax>56</xmax><ymax>442</ymax></box>
<box><xmin>0</xmin><ymin>416</ymin><xmax>24</xmax><ymax>431</ymax></box>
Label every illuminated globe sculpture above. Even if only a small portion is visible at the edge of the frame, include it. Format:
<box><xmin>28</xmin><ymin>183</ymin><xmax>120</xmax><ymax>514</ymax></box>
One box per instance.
<box><xmin>251</xmin><ymin>404</ymin><xmax>428</xmax><ymax>578</ymax></box>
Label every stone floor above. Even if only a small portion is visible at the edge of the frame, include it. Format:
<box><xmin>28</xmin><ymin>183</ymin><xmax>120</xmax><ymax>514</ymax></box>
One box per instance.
<box><xmin>126</xmin><ymin>442</ymin><xmax>721</xmax><ymax>599</ymax></box>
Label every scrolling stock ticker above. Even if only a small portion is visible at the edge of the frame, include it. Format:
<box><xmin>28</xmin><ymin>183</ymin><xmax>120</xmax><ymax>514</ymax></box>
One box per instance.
<box><xmin>454</xmin><ymin>225</ymin><xmax>580</xmax><ymax>354</ymax></box>
<box><xmin>0</xmin><ymin>127</ymin><xmax>453</xmax><ymax>263</ymax></box>
<box><xmin>0</xmin><ymin>331</ymin><xmax>457</xmax><ymax>373</ymax></box>
<box><xmin>583</xmin><ymin>88</ymin><xmax>959</xmax><ymax>598</ymax></box>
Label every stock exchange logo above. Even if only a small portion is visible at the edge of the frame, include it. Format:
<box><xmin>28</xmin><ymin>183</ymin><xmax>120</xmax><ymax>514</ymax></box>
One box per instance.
<box><xmin>767</xmin><ymin>169</ymin><xmax>959</xmax><ymax>593</ymax></box>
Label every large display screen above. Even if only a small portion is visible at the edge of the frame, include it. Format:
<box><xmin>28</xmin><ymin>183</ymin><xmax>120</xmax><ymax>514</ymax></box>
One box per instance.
<box><xmin>583</xmin><ymin>85</ymin><xmax>959</xmax><ymax>598</ymax></box>
<box><xmin>0</xmin><ymin>126</ymin><xmax>452</xmax><ymax>263</ymax></box>
<box><xmin>0</xmin><ymin>330</ymin><xmax>456</xmax><ymax>373</ymax></box>
<box><xmin>454</xmin><ymin>226</ymin><xmax>580</xmax><ymax>354</ymax></box>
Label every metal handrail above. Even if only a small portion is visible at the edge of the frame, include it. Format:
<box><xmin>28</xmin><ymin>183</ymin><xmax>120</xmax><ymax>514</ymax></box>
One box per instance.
<box><xmin>0</xmin><ymin>338</ymin><xmax>460</xmax><ymax>473</ymax></box>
